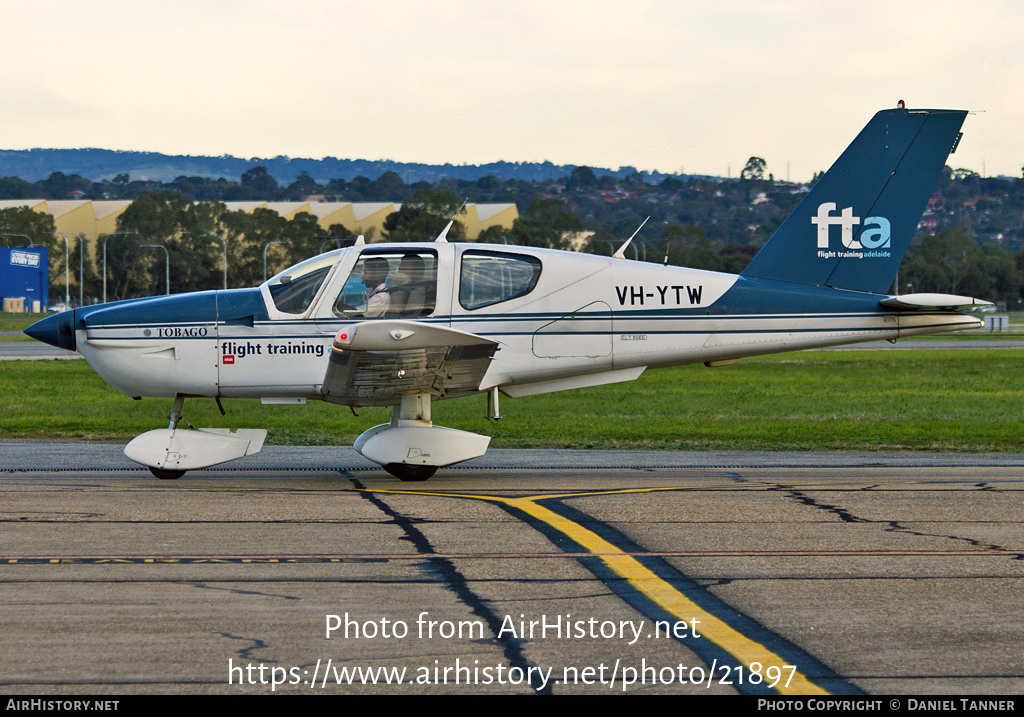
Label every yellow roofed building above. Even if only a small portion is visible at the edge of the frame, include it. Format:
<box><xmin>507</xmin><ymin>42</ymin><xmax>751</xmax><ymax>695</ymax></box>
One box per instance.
<box><xmin>5</xmin><ymin>198</ymin><xmax>517</xmax><ymax>241</ymax></box>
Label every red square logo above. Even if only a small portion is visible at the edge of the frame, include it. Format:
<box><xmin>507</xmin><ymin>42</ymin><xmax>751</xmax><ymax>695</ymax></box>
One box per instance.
<box><xmin>223</xmin><ymin>355</ymin><xmax>235</xmax><ymax>365</ymax></box>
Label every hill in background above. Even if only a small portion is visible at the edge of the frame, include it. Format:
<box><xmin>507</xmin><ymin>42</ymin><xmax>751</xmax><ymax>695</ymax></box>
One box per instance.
<box><xmin>0</xmin><ymin>148</ymin><xmax>683</xmax><ymax>185</ymax></box>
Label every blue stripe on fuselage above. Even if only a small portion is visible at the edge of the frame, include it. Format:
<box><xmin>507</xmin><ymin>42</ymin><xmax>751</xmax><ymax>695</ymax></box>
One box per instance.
<box><xmin>705</xmin><ymin>275</ymin><xmax>891</xmax><ymax>316</ymax></box>
<box><xmin>78</xmin><ymin>288</ymin><xmax>269</xmax><ymax>330</ymax></box>
<box><xmin>81</xmin><ymin>278</ymin><xmax>891</xmax><ymax>336</ymax></box>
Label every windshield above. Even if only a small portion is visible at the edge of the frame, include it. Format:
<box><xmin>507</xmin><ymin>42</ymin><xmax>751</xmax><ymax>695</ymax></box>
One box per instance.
<box><xmin>266</xmin><ymin>250</ymin><xmax>342</xmax><ymax>315</ymax></box>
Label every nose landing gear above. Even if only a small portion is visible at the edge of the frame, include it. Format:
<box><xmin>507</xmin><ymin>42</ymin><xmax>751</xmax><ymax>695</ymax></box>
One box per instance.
<box><xmin>124</xmin><ymin>395</ymin><xmax>267</xmax><ymax>479</ymax></box>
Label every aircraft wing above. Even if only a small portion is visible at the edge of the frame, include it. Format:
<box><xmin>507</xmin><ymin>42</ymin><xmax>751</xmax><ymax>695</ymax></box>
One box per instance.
<box><xmin>879</xmin><ymin>293</ymin><xmax>993</xmax><ymax>310</ymax></box>
<box><xmin>321</xmin><ymin>320</ymin><xmax>499</xmax><ymax>407</ymax></box>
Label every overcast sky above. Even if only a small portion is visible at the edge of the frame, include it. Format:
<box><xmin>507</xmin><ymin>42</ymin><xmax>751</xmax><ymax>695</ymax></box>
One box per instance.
<box><xmin>1</xmin><ymin>0</ymin><xmax>1020</xmax><ymax>180</ymax></box>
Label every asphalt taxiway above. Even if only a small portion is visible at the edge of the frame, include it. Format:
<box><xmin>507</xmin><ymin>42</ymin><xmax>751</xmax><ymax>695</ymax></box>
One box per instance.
<box><xmin>1</xmin><ymin>444</ymin><xmax>1022</xmax><ymax>695</ymax></box>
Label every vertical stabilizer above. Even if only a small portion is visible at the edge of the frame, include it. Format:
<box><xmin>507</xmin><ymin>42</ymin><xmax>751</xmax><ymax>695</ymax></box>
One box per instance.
<box><xmin>741</xmin><ymin>108</ymin><xmax>967</xmax><ymax>294</ymax></box>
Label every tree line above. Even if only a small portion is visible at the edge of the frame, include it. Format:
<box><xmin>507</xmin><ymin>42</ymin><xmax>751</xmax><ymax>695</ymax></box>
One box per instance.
<box><xmin>0</xmin><ymin>161</ymin><xmax>1021</xmax><ymax>308</ymax></box>
<box><xmin>0</xmin><ymin>187</ymin><xmax>588</xmax><ymax>302</ymax></box>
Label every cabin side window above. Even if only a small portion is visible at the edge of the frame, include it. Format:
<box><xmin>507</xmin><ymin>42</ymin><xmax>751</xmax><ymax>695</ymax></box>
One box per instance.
<box><xmin>333</xmin><ymin>250</ymin><xmax>438</xmax><ymax>319</ymax></box>
<box><xmin>459</xmin><ymin>251</ymin><xmax>542</xmax><ymax>311</ymax></box>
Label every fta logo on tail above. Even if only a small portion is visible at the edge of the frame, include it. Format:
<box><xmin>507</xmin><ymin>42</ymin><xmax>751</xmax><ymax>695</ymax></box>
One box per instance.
<box><xmin>812</xmin><ymin>203</ymin><xmax>891</xmax><ymax>250</ymax></box>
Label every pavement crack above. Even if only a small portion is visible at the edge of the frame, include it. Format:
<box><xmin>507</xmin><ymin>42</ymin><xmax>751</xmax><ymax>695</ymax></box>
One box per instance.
<box><xmin>701</xmin><ymin>578</ymin><xmax>734</xmax><ymax>587</ymax></box>
<box><xmin>884</xmin><ymin>521</ymin><xmax>1013</xmax><ymax>553</ymax></box>
<box><xmin>192</xmin><ymin>582</ymin><xmax>300</xmax><ymax>600</ymax></box>
<box><xmin>218</xmin><ymin>632</ymin><xmax>276</xmax><ymax>662</ymax></box>
<box><xmin>350</xmin><ymin>479</ymin><xmax>552</xmax><ymax>694</ymax></box>
<box><xmin>781</xmin><ymin>489</ymin><xmax>869</xmax><ymax>523</ymax></box>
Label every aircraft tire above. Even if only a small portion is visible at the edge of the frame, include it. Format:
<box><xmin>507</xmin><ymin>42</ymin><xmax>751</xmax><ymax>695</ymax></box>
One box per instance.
<box><xmin>149</xmin><ymin>467</ymin><xmax>186</xmax><ymax>480</ymax></box>
<box><xmin>383</xmin><ymin>463</ymin><xmax>437</xmax><ymax>482</ymax></box>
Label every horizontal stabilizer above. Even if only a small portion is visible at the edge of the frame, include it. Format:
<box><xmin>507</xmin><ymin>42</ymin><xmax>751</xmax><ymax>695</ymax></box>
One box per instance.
<box><xmin>880</xmin><ymin>293</ymin><xmax>993</xmax><ymax>311</ymax></box>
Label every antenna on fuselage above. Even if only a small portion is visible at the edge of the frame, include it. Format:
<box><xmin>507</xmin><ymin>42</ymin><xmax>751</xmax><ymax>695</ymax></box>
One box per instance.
<box><xmin>435</xmin><ymin>198</ymin><xmax>469</xmax><ymax>243</ymax></box>
<box><xmin>613</xmin><ymin>216</ymin><xmax>650</xmax><ymax>260</ymax></box>
<box><xmin>435</xmin><ymin>220</ymin><xmax>454</xmax><ymax>243</ymax></box>
<box><xmin>355</xmin><ymin>235</ymin><xmax>365</xmax><ymax>246</ymax></box>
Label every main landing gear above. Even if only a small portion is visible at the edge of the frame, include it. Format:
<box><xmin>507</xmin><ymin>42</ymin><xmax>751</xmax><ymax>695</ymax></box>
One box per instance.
<box><xmin>354</xmin><ymin>393</ymin><xmax>490</xmax><ymax>482</ymax></box>
<box><xmin>383</xmin><ymin>463</ymin><xmax>437</xmax><ymax>482</ymax></box>
<box><xmin>150</xmin><ymin>466</ymin><xmax>186</xmax><ymax>480</ymax></box>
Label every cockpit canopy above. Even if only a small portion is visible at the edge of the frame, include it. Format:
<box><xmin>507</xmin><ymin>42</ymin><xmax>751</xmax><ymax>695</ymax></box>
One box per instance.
<box><xmin>264</xmin><ymin>245</ymin><xmax>544</xmax><ymax>318</ymax></box>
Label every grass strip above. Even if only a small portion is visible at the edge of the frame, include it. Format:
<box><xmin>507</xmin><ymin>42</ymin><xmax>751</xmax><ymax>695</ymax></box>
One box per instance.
<box><xmin>1</xmin><ymin>349</ymin><xmax>1021</xmax><ymax>451</ymax></box>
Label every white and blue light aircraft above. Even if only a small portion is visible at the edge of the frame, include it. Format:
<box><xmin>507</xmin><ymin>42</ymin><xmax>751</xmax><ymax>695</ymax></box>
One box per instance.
<box><xmin>27</xmin><ymin>106</ymin><xmax>989</xmax><ymax>480</ymax></box>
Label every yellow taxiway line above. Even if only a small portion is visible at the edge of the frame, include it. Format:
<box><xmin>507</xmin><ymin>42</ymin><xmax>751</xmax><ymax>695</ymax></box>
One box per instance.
<box><xmin>366</xmin><ymin>486</ymin><xmax>832</xmax><ymax>695</ymax></box>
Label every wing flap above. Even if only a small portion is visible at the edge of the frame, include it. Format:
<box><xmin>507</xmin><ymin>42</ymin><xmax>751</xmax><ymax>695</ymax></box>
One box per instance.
<box><xmin>321</xmin><ymin>320</ymin><xmax>498</xmax><ymax>406</ymax></box>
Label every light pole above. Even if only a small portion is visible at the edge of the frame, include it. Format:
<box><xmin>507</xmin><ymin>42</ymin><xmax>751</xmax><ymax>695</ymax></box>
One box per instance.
<box><xmin>78</xmin><ymin>234</ymin><xmax>85</xmax><ymax>307</ymax></box>
<box><xmin>634</xmin><ymin>239</ymin><xmax>647</xmax><ymax>262</ymax></box>
<box><xmin>198</xmin><ymin>234</ymin><xmax>227</xmax><ymax>290</ymax></box>
<box><xmin>263</xmin><ymin>240</ymin><xmax>290</xmax><ymax>283</ymax></box>
<box><xmin>102</xmin><ymin>231</ymin><xmax>138</xmax><ymax>303</ymax></box>
<box><xmin>2</xmin><ymin>232</ymin><xmax>34</xmax><ymax>248</ymax></box>
<box><xmin>141</xmin><ymin>244</ymin><xmax>170</xmax><ymax>295</ymax></box>
<box><xmin>53</xmin><ymin>233</ymin><xmax>71</xmax><ymax>308</ymax></box>
<box><xmin>318</xmin><ymin>235</ymin><xmax>344</xmax><ymax>254</ymax></box>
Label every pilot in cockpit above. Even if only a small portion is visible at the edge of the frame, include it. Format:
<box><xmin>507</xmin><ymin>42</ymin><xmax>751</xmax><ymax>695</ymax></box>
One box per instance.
<box><xmin>361</xmin><ymin>257</ymin><xmax>392</xmax><ymax>317</ymax></box>
<box><xmin>387</xmin><ymin>254</ymin><xmax>436</xmax><ymax>317</ymax></box>
<box><xmin>333</xmin><ymin>252</ymin><xmax>437</xmax><ymax>319</ymax></box>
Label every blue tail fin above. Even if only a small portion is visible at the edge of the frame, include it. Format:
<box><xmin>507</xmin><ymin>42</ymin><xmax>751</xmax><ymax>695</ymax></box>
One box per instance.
<box><xmin>741</xmin><ymin>108</ymin><xmax>967</xmax><ymax>294</ymax></box>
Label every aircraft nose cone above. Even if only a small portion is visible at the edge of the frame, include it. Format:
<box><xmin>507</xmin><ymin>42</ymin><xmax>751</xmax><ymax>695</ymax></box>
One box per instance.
<box><xmin>24</xmin><ymin>311</ymin><xmax>76</xmax><ymax>351</ymax></box>
<box><xmin>23</xmin><ymin>313</ymin><xmax>59</xmax><ymax>346</ymax></box>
